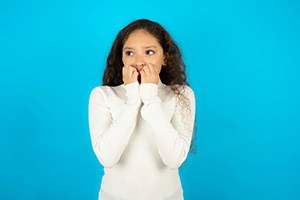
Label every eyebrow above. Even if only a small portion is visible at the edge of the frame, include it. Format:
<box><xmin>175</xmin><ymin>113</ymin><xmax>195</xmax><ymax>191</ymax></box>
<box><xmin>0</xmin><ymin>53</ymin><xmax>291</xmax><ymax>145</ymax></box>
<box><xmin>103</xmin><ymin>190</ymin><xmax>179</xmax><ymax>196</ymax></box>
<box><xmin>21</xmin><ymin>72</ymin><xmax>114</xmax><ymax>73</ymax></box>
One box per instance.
<box><xmin>143</xmin><ymin>45</ymin><xmax>157</xmax><ymax>49</ymax></box>
<box><xmin>123</xmin><ymin>45</ymin><xmax>158</xmax><ymax>50</ymax></box>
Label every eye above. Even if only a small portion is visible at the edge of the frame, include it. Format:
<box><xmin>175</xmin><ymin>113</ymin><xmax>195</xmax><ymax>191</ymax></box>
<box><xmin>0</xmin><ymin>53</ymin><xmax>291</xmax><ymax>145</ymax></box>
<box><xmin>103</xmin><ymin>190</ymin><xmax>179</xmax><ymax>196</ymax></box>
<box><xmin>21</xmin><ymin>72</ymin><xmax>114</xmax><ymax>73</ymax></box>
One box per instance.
<box><xmin>146</xmin><ymin>50</ymin><xmax>155</xmax><ymax>55</ymax></box>
<box><xmin>125</xmin><ymin>51</ymin><xmax>134</xmax><ymax>56</ymax></box>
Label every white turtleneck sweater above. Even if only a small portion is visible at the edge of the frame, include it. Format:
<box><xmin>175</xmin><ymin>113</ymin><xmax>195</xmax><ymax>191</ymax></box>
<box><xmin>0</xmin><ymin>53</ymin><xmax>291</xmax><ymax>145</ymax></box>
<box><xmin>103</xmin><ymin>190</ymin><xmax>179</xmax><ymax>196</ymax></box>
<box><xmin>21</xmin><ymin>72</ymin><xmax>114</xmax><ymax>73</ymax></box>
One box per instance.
<box><xmin>88</xmin><ymin>79</ymin><xmax>195</xmax><ymax>200</ymax></box>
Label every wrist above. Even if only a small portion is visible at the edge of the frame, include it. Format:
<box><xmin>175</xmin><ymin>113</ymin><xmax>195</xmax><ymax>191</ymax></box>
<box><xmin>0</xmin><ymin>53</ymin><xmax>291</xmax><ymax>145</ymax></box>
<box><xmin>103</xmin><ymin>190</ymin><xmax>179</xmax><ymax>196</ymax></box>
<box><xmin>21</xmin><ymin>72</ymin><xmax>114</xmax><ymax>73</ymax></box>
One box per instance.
<box><xmin>124</xmin><ymin>82</ymin><xmax>141</xmax><ymax>105</ymax></box>
<box><xmin>140</xmin><ymin>83</ymin><xmax>160</xmax><ymax>104</ymax></box>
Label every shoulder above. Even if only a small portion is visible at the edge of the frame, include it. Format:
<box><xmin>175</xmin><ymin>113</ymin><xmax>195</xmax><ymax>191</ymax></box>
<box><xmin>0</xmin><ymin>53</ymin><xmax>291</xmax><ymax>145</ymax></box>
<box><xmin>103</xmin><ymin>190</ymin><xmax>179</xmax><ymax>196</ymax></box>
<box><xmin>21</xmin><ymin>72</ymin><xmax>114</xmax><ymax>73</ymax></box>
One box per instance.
<box><xmin>161</xmin><ymin>84</ymin><xmax>195</xmax><ymax>98</ymax></box>
<box><xmin>183</xmin><ymin>85</ymin><xmax>195</xmax><ymax>99</ymax></box>
<box><xmin>90</xmin><ymin>85</ymin><xmax>109</xmax><ymax>97</ymax></box>
<box><xmin>179</xmin><ymin>85</ymin><xmax>195</xmax><ymax>108</ymax></box>
<box><xmin>170</xmin><ymin>84</ymin><xmax>195</xmax><ymax>100</ymax></box>
<box><xmin>89</xmin><ymin>85</ymin><xmax>124</xmax><ymax>102</ymax></box>
<box><xmin>183</xmin><ymin>85</ymin><xmax>193</xmax><ymax>91</ymax></box>
<box><xmin>162</xmin><ymin>84</ymin><xmax>195</xmax><ymax>107</ymax></box>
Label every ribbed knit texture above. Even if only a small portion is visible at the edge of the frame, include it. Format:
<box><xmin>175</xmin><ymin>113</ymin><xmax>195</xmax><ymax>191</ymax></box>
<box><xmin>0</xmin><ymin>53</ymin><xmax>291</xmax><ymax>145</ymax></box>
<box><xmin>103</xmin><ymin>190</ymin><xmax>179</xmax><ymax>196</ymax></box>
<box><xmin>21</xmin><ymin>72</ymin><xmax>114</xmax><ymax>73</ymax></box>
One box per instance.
<box><xmin>88</xmin><ymin>79</ymin><xmax>196</xmax><ymax>200</ymax></box>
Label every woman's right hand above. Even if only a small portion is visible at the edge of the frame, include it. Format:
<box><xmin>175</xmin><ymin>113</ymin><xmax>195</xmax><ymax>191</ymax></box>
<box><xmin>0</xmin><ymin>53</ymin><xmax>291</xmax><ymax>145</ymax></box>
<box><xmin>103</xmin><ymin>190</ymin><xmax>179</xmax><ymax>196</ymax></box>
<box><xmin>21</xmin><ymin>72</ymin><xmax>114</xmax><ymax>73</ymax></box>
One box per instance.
<box><xmin>122</xmin><ymin>65</ymin><xmax>139</xmax><ymax>85</ymax></box>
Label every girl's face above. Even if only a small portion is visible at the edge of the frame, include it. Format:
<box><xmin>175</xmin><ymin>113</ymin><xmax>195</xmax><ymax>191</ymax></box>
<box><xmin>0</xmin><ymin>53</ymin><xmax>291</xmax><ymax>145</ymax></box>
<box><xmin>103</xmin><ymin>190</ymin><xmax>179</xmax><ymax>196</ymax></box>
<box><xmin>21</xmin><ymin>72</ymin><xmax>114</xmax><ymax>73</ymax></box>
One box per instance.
<box><xmin>122</xmin><ymin>29</ymin><xmax>165</xmax><ymax>73</ymax></box>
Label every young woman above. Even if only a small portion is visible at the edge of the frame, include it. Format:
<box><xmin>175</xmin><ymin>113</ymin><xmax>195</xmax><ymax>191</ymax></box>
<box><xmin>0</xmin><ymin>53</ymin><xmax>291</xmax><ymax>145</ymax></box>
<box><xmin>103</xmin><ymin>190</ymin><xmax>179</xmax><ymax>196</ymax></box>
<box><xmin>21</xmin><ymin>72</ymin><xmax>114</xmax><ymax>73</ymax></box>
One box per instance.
<box><xmin>88</xmin><ymin>19</ymin><xmax>196</xmax><ymax>200</ymax></box>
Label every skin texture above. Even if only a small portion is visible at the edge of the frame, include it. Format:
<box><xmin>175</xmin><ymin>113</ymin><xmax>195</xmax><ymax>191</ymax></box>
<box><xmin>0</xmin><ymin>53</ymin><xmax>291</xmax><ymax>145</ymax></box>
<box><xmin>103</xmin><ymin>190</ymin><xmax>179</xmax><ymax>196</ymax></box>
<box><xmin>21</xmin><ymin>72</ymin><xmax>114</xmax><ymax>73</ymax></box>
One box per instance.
<box><xmin>122</xmin><ymin>29</ymin><xmax>166</xmax><ymax>85</ymax></box>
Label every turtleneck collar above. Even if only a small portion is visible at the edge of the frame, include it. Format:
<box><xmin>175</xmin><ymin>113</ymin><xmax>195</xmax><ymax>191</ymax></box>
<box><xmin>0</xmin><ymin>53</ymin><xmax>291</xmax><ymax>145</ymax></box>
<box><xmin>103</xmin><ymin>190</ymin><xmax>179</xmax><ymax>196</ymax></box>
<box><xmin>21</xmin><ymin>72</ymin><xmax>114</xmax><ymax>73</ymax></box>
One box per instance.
<box><xmin>121</xmin><ymin>78</ymin><xmax>165</xmax><ymax>88</ymax></box>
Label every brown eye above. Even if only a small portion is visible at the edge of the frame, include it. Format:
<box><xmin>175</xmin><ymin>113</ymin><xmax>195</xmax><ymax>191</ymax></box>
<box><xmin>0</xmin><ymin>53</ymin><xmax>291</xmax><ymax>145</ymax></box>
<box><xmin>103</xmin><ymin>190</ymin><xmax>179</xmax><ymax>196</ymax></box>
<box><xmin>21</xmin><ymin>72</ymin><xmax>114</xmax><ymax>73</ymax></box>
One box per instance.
<box><xmin>125</xmin><ymin>51</ymin><xmax>133</xmax><ymax>56</ymax></box>
<box><xmin>146</xmin><ymin>50</ymin><xmax>155</xmax><ymax>55</ymax></box>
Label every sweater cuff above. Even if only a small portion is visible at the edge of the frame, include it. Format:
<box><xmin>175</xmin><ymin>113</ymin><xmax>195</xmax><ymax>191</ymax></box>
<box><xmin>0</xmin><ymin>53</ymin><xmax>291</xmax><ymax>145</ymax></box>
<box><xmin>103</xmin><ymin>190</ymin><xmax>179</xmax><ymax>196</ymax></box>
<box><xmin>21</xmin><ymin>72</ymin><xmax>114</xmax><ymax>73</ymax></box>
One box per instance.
<box><xmin>140</xmin><ymin>83</ymin><xmax>161</xmax><ymax>105</ymax></box>
<box><xmin>124</xmin><ymin>82</ymin><xmax>141</xmax><ymax>105</ymax></box>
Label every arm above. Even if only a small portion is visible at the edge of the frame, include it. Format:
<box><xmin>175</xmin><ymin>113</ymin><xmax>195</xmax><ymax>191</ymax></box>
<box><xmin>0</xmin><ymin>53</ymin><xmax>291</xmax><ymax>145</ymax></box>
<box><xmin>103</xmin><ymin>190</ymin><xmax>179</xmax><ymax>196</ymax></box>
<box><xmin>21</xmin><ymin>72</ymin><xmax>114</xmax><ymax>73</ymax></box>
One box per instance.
<box><xmin>88</xmin><ymin>82</ymin><xmax>141</xmax><ymax>168</ymax></box>
<box><xmin>140</xmin><ymin>84</ymin><xmax>196</xmax><ymax>169</ymax></box>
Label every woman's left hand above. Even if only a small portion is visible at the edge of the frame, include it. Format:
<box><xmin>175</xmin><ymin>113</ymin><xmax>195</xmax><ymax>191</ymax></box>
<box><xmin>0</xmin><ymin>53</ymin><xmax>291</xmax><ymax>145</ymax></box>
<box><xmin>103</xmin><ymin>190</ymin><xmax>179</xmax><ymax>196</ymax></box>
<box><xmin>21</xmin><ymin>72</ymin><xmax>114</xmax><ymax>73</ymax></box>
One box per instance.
<box><xmin>140</xmin><ymin>64</ymin><xmax>159</xmax><ymax>84</ymax></box>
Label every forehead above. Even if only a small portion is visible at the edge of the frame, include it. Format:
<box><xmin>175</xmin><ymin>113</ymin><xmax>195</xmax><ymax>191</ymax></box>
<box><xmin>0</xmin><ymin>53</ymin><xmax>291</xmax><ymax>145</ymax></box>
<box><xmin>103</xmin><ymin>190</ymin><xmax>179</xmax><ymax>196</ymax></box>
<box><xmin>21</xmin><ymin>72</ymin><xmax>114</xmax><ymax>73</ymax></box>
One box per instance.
<box><xmin>124</xmin><ymin>29</ymin><xmax>161</xmax><ymax>47</ymax></box>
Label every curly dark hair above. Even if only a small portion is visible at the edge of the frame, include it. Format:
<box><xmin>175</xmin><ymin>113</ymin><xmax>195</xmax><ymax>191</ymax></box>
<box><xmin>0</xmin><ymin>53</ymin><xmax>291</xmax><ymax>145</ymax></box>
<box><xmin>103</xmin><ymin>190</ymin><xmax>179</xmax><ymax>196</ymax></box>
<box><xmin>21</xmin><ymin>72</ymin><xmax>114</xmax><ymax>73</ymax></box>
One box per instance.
<box><xmin>102</xmin><ymin>19</ymin><xmax>196</xmax><ymax>154</ymax></box>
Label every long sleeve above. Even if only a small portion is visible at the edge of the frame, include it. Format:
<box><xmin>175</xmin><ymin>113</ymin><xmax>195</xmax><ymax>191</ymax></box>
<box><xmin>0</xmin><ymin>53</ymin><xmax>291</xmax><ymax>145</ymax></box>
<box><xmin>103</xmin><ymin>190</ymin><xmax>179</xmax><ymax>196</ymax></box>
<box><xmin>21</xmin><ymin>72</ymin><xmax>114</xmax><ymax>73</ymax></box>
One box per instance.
<box><xmin>88</xmin><ymin>82</ymin><xmax>141</xmax><ymax>168</ymax></box>
<box><xmin>140</xmin><ymin>83</ymin><xmax>196</xmax><ymax>169</ymax></box>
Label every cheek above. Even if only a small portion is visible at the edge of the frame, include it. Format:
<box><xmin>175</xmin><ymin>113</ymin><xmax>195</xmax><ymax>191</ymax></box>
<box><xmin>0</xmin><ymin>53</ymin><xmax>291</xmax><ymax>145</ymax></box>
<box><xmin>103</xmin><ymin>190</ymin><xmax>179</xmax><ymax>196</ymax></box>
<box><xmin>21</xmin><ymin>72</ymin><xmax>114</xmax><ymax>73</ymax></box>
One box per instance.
<box><xmin>147</xmin><ymin>54</ymin><xmax>163</xmax><ymax>64</ymax></box>
<box><xmin>151</xmin><ymin>59</ymin><xmax>163</xmax><ymax>72</ymax></box>
<box><xmin>122</xmin><ymin>56</ymin><xmax>130</xmax><ymax>65</ymax></box>
<box><xmin>152</xmin><ymin>56</ymin><xmax>165</xmax><ymax>66</ymax></box>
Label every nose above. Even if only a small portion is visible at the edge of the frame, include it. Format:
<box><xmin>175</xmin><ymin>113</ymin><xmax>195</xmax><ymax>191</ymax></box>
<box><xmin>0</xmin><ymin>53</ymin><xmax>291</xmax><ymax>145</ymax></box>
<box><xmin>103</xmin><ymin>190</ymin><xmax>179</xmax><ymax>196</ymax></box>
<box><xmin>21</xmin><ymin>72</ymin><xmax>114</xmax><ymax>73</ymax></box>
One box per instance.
<box><xmin>133</xmin><ymin>54</ymin><xmax>146</xmax><ymax>70</ymax></box>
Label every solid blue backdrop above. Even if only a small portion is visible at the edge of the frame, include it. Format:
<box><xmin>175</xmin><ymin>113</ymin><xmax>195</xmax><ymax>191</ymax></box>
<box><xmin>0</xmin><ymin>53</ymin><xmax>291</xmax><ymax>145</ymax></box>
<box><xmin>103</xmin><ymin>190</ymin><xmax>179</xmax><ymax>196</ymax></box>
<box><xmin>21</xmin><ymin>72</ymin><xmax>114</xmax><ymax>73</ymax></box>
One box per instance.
<box><xmin>0</xmin><ymin>0</ymin><xmax>299</xmax><ymax>199</ymax></box>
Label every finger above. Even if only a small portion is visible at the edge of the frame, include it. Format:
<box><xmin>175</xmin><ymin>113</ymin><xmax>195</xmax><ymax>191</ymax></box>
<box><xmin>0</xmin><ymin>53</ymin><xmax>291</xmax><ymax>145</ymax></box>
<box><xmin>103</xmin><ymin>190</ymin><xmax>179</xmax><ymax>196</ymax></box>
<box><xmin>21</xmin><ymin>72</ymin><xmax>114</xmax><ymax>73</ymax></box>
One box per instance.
<box><xmin>128</xmin><ymin>66</ymin><xmax>138</xmax><ymax>77</ymax></box>
<box><xmin>133</xmin><ymin>71</ymin><xmax>138</xmax><ymax>79</ymax></box>
<box><xmin>143</xmin><ymin>64</ymin><xmax>151</xmax><ymax>75</ymax></box>
<box><xmin>125</xmin><ymin>65</ymin><xmax>133</xmax><ymax>78</ymax></box>
<box><xmin>147</xmin><ymin>63</ymin><xmax>155</xmax><ymax>74</ymax></box>
<box><xmin>140</xmin><ymin>69</ymin><xmax>146</xmax><ymax>78</ymax></box>
<box><xmin>152</xmin><ymin>63</ymin><xmax>160</xmax><ymax>75</ymax></box>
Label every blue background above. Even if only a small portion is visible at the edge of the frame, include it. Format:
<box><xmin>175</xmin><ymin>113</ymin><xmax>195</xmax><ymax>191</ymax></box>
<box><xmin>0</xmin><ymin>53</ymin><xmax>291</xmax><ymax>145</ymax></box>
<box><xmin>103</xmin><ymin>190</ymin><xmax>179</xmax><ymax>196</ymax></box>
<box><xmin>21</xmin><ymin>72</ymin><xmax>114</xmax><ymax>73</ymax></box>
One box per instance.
<box><xmin>1</xmin><ymin>0</ymin><xmax>299</xmax><ymax>199</ymax></box>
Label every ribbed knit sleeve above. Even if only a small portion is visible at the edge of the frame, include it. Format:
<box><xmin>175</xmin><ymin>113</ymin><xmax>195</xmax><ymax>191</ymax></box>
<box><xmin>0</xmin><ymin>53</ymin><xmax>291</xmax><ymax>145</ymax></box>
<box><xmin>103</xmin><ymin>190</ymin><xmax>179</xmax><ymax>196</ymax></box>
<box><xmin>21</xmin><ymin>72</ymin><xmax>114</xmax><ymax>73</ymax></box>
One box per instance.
<box><xmin>88</xmin><ymin>82</ymin><xmax>141</xmax><ymax>168</ymax></box>
<box><xmin>140</xmin><ymin>83</ymin><xmax>196</xmax><ymax>169</ymax></box>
